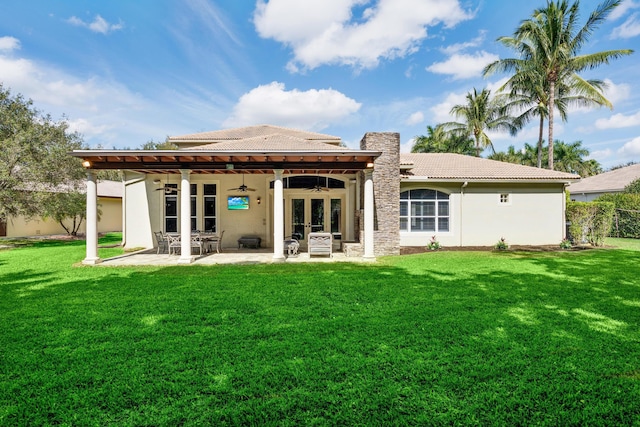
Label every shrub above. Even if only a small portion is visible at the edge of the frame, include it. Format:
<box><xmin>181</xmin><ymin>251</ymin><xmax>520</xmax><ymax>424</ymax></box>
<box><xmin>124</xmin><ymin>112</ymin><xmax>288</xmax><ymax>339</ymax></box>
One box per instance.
<box><xmin>597</xmin><ymin>193</ymin><xmax>640</xmax><ymax>238</ymax></box>
<box><xmin>566</xmin><ymin>201</ymin><xmax>614</xmax><ymax>246</ymax></box>
<box><xmin>427</xmin><ymin>235</ymin><xmax>441</xmax><ymax>251</ymax></box>
<box><xmin>494</xmin><ymin>237</ymin><xmax>508</xmax><ymax>250</ymax></box>
<box><xmin>560</xmin><ymin>239</ymin><xmax>572</xmax><ymax>249</ymax></box>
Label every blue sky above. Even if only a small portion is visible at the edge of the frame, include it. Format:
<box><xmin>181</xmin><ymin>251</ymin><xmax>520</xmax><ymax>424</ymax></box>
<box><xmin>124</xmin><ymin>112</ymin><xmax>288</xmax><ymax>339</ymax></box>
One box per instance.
<box><xmin>1</xmin><ymin>0</ymin><xmax>638</xmax><ymax>168</ymax></box>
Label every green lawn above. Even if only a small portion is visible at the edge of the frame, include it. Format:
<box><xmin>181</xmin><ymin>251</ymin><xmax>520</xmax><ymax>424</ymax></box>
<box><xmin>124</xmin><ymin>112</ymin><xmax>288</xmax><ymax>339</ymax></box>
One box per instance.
<box><xmin>1</xmin><ymin>236</ymin><xmax>639</xmax><ymax>426</ymax></box>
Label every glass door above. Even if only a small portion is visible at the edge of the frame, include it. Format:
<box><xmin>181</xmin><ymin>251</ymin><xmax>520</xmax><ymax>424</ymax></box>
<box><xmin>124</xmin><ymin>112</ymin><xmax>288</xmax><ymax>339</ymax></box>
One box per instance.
<box><xmin>289</xmin><ymin>197</ymin><xmax>325</xmax><ymax>249</ymax></box>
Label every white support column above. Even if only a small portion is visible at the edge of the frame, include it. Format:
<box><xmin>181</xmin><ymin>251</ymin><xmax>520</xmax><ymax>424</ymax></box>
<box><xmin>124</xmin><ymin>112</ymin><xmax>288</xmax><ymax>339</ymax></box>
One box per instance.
<box><xmin>178</xmin><ymin>170</ymin><xmax>193</xmax><ymax>264</ymax></box>
<box><xmin>363</xmin><ymin>169</ymin><xmax>375</xmax><ymax>259</ymax></box>
<box><xmin>272</xmin><ymin>169</ymin><xmax>285</xmax><ymax>261</ymax></box>
<box><xmin>83</xmin><ymin>170</ymin><xmax>101</xmax><ymax>265</ymax></box>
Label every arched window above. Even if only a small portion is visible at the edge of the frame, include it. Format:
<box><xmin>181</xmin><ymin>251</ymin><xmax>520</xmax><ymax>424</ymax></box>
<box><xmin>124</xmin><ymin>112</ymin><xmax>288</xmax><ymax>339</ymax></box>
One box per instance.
<box><xmin>269</xmin><ymin>176</ymin><xmax>345</xmax><ymax>189</ymax></box>
<box><xmin>400</xmin><ymin>189</ymin><xmax>449</xmax><ymax>232</ymax></box>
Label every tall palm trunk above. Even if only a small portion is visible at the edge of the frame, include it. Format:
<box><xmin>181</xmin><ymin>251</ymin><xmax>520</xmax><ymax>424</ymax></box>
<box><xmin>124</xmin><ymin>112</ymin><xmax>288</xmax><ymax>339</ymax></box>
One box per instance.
<box><xmin>548</xmin><ymin>80</ymin><xmax>555</xmax><ymax>170</ymax></box>
<box><xmin>537</xmin><ymin>114</ymin><xmax>544</xmax><ymax>168</ymax></box>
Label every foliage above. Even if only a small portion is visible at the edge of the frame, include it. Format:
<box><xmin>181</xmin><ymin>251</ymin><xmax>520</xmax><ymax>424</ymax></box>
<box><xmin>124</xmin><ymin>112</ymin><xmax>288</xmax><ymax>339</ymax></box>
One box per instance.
<box><xmin>566</xmin><ymin>201</ymin><xmax>614</xmax><ymax>246</ymax></box>
<box><xmin>412</xmin><ymin>125</ymin><xmax>475</xmax><ymax>155</ymax></box>
<box><xmin>427</xmin><ymin>235</ymin><xmax>441</xmax><ymax>250</ymax></box>
<box><xmin>484</xmin><ymin>0</ymin><xmax>633</xmax><ymax>170</ymax></box>
<box><xmin>494</xmin><ymin>237</ymin><xmax>509</xmax><ymax>250</ymax></box>
<box><xmin>0</xmin><ymin>84</ymin><xmax>86</xmax><ymax>223</ymax></box>
<box><xmin>559</xmin><ymin>239</ymin><xmax>572</xmax><ymax>249</ymax></box>
<box><xmin>597</xmin><ymin>193</ymin><xmax>640</xmax><ymax>238</ymax></box>
<box><xmin>138</xmin><ymin>138</ymin><xmax>179</xmax><ymax>150</ymax></box>
<box><xmin>440</xmin><ymin>88</ymin><xmax>517</xmax><ymax>157</ymax></box>
<box><xmin>623</xmin><ymin>178</ymin><xmax>640</xmax><ymax>194</ymax></box>
<box><xmin>2</xmin><ymin>241</ymin><xmax>640</xmax><ymax>425</ymax></box>
<box><xmin>40</xmin><ymin>192</ymin><xmax>103</xmax><ymax>236</ymax></box>
<box><xmin>489</xmin><ymin>140</ymin><xmax>601</xmax><ymax>176</ymax></box>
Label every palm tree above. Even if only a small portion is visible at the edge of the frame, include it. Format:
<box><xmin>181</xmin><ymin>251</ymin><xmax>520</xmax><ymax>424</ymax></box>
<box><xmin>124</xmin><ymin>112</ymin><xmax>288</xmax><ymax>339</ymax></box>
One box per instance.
<box><xmin>484</xmin><ymin>0</ymin><xmax>633</xmax><ymax>170</ymax></box>
<box><xmin>553</xmin><ymin>140</ymin><xmax>602</xmax><ymax>176</ymax></box>
<box><xmin>440</xmin><ymin>88</ymin><xmax>516</xmax><ymax>157</ymax></box>
<box><xmin>487</xmin><ymin>52</ymin><xmax>610</xmax><ymax>168</ymax></box>
<box><xmin>412</xmin><ymin>124</ymin><xmax>475</xmax><ymax>155</ymax></box>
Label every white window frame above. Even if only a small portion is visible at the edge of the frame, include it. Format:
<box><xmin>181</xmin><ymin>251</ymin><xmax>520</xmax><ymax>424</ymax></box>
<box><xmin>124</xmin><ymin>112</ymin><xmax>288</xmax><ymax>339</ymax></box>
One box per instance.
<box><xmin>400</xmin><ymin>189</ymin><xmax>450</xmax><ymax>233</ymax></box>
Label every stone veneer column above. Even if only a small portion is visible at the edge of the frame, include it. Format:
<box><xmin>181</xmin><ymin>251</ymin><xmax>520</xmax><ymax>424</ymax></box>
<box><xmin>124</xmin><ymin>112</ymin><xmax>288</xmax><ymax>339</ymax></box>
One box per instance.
<box><xmin>359</xmin><ymin>132</ymin><xmax>400</xmax><ymax>256</ymax></box>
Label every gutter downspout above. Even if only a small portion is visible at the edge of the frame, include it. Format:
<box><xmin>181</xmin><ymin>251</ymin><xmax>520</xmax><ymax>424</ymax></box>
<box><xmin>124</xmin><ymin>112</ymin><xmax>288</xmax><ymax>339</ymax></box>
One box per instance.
<box><xmin>122</xmin><ymin>171</ymin><xmax>147</xmax><ymax>248</ymax></box>
<box><xmin>460</xmin><ymin>181</ymin><xmax>468</xmax><ymax>247</ymax></box>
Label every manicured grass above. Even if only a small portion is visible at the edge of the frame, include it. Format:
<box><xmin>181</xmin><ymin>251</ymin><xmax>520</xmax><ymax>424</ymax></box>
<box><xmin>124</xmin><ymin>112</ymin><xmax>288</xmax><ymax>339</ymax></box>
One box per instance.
<box><xmin>1</xmin><ymin>238</ymin><xmax>639</xmax><ymax>425</ymax></box>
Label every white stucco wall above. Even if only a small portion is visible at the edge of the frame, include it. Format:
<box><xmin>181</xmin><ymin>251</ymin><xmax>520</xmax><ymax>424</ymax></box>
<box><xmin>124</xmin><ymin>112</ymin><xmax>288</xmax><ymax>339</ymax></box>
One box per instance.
<box><xmin>124</xmin><ymin>172</ymin><xmax>357</xmax><ymax>251</ymax></box>
<box><xmin>400</xmin><ymin>182</ymin><xmax>567</xmax><ymax>247</ymax></box>
<box><xmin>6</xmin><ymin>196</ymin><xmax>122</xmax><ymax>238</ymax></box>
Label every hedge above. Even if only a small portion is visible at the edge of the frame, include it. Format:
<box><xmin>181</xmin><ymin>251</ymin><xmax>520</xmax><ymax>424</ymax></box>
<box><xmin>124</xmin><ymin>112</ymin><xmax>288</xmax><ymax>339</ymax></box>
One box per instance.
<box><xmin>566</xmin><ymin>201</ymin><xmax>614</xmax><ymax>246</ymax></box>
<box><xmin>596</xmin><ymin>193</ymin><xmax>640</xmax><ymax>238</ymax></box>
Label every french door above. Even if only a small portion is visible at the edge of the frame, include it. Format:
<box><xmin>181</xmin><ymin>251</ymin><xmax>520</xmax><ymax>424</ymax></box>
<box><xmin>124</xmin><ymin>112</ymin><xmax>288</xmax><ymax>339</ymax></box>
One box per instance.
<box><xmin>287</xmin><ymin>195</ymin><xmax>342</xmax><ymax>250</ymax></box>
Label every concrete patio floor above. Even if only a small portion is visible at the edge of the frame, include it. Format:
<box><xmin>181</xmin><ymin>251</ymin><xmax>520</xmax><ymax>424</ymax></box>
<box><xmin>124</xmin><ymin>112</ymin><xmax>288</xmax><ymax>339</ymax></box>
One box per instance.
<box><xmin>98</xmin><ymin>248</ymin><xmax>374</xmax><ymax>266</ymax></box>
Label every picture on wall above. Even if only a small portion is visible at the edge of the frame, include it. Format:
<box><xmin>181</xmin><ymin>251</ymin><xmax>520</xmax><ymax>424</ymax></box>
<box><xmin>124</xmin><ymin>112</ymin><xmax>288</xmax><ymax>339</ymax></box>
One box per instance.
<box><xmin>228</xmin><ymin>195</ymin><xmax>249</xmax><ymax>210</ymax></box>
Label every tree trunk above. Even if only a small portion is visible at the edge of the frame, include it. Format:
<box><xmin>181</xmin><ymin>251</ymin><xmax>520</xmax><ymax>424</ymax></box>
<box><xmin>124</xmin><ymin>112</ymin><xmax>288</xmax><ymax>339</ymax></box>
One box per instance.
<box><xmin>537</xmin><ymin>115</ymin><xmax>545</xmax><ymax>168</ymax></box>
<box><xmin>548</xmin><ymin>80</ymin><xmax>555</xmax><ymax>170</ymax></box>
<box><xmin>475</xmin><ymin>136</ymin><xmax>481</xmax><ymax>157</ymax></box>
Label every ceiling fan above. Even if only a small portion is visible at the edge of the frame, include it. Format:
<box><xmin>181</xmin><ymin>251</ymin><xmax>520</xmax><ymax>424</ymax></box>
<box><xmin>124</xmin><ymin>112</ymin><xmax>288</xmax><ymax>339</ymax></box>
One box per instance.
<box><xmin>154</xmin><ymin>179</ymin><xmax>179</xmax><ymax>194</ymax></box>
<box><xmin>228</xmin><ymin>174</ymin><xmax>256</xmax><ymax>192</ymax></box>
<box><xmin>306</xmin><ymin>176</ymin><xmax>330</xmax><ymax>192</ymax></box>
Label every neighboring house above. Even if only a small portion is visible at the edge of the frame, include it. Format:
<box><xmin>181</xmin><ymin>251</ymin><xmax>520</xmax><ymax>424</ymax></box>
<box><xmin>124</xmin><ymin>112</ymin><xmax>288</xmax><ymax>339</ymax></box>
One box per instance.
<box><xmin>71</xmin><ymin>125</ymin><xmax>578</xmax><ymax>264</ymax></box>
<box><xmin>1</xmin><ymin>180</ymin><xmax>122</xmax><ymax>238</ymax></box>
<box><xmin>568</xmin><ymin>163</ymin><xmax>640</xmax><ymax>201</ymax></box>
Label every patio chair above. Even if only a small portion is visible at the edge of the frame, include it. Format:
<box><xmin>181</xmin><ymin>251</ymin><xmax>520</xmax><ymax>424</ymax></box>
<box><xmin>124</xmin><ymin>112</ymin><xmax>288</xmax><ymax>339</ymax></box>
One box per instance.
<box><xmin>167</xmin><ymin>234</ymin><xmax>181</xmax><ymax>255</ymax></box>
<box><xmin>284</xmin><ymin>235</ymin><xmax>300</xmax><ymax>257</ymax></box>
<box><xmin>190</xmin><ymin>233</ymin><xmax>205</xmax><ymax>256</ymax></box>
<box><xmin>308</xmin><ymin>232</ymin><xmax>332</xmax><ymax>257</ymax></box>
<box><xmin>154</xmin><ymin>231</ymin><xmax>168</xmax><ymax>254</ymax></box>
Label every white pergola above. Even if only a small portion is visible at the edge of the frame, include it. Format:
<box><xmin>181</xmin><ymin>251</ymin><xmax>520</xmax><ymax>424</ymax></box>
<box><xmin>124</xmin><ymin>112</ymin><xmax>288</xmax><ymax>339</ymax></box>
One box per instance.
<box><xmin>71</xmin><ymin>149</ymin><xmax>381</xmax><ymax>264</ymax></box>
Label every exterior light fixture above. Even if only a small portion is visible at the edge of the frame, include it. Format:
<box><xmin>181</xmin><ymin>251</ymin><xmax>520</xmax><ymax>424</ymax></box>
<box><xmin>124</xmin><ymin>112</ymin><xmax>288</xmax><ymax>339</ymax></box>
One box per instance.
<box><xmin>366</xmin><ymin>162</ymin><xmax>375</xmax><ymax>168</ymax></box>
<box><xmin>82</xmin><ymin>160</ymin><xmax>92</xmax><ymax>168</ymax></box>
<box><xmin>257</xmin><ymin>196</ymin><xmax>262</xmax><ymax>204</ymax></box>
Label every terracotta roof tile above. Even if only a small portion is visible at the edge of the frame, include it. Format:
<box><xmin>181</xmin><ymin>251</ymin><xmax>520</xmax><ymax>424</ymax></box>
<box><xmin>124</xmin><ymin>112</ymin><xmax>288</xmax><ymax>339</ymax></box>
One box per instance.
<box><xmin>170</xmin><ymin>124</ymin><xmax>341</xmax><ymax>145</ymax></box>
<box><xmin>191</xmin><ymin>134</ymin><xmax>344</xmax><ymax>151</ymax></box>
<box><xmin>568</xmin><ymin>163</ymin><xmax>640</xmax><ymax>193</ymax></box>
<box><xmin>401</xmin><ymin>153</ymin><xmax>579</xmax><ymax>181</ymax></box>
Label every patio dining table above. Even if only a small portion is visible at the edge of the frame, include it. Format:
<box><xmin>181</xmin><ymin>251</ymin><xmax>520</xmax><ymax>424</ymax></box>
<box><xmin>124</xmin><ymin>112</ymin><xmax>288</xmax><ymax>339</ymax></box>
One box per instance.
<box><xmin>165</xmin><ymin>232</ymin><xmax>224</xmax><ymax>255</ymax></box>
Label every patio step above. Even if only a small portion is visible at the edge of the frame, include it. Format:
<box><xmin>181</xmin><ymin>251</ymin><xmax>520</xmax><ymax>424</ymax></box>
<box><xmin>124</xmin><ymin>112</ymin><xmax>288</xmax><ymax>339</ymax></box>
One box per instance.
<box><xmin>342</xmin><ymin>242</ymin><xmax>363</xmax><ymax>257</ymax></box>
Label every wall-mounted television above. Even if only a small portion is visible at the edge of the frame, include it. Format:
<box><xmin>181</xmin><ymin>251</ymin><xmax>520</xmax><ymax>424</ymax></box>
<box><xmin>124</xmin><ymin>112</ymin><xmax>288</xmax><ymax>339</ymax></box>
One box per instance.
<box><xmin>228</xmin><ymin>195</ymin><xmax>249</xmax><ymax>210</ymax></box>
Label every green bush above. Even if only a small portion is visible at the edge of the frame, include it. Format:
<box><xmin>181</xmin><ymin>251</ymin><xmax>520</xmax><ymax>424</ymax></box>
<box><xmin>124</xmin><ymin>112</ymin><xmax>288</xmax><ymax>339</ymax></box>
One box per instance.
<box><xmin>566</xmin><ymin>201</ymin><xmax>614</xmax><ymax>246</ymax></box>
<box><xmin>597</xmin><ymin>193</ymin><xmax>640</xmax><ymax>238</ymax></box>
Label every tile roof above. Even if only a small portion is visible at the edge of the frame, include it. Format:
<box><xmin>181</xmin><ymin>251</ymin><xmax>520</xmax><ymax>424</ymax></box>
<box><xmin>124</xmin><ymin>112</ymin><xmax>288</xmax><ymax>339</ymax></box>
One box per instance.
<box><xmin>568</xmin><ymin>163</ymin><xmax>640</xmax><ymax>194</ymax></box>
<box><xmin>400</xmin><ymin>153</ymin><xmax>579</xmax><ymax>181</ymax></box>
<box><xmin>169</xmin><ymin>124</ymin><xmax>341</xmax><ymax>146</ymax></box>
<box><xmin>191</xmin><ymin>134</ymin><xmax>346</xmax><ymax>151</ymax></box>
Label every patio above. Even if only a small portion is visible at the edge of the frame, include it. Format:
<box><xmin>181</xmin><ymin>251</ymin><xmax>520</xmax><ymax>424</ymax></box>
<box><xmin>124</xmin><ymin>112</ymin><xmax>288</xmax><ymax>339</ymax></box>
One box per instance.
<box><xmin>98</xmin><ymin>247</ymin><xmax>373</xmax><ymax>266</ymax></box>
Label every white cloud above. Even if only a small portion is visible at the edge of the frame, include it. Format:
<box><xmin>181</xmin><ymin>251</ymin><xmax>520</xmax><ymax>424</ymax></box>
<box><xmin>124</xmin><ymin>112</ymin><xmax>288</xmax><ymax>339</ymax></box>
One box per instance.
<box><xmin>401</xmin><ymin>137</ymin><xmax>416</xmax><ymax>153</ymax></box>
<box><xmin>589</xmin><ymin>148</ymin><xmax>613</xmax><ymax>160</ymax></box>
<box><xmin>611</xmin><ymin>13</ymin><xmax>640</xmax><ymax>38</ymax></box>
<box><xmin>253</xmin><ymin>0</ymin><xmax>473</xmax><ymax>71</ymax></box>
<box><xmin>595</xmin><ymin>111</ymin><xmax>640</xmax><ymax>129</ymax></box>
<box><xmin>609</xmin><ymin>0</ymin><xmax>640</xmax><ymax>21</ymax></box>
<box><xmin>426</xmin><ymin>51</ymin><xmax>499</xmax><ymax>80</ymax></box>
<box><xmin>602</xmin><ymin>79</ymin><xmax>631</xmax><ymax>105</ymax></box>
<box><xmin>429</xmin><ymin>91</ymin><xmax>467</xmax><ymax>123</ymax></box>
<box><xmin>618</xmin><ymin>136</ymin><xmax>640</xmax><ymax>156</ymax></box>
<box><xmin>0</xmin><ymin>40</ymin><xmax>162</xmax><ymax>147</ymax></box>
<box><xmin>440</xmin><ymin>30</ymin><xmax>487</xmax><ymax>55</ymax></box>
<box><xmin>406</xmin><ymin>111</ymin><xmax>424</xmax><ymax>125</ymax></box>
<box><xmin>0</xmin><ymin>36</ymin><xmax>20</xmax><ymax>52</ymax></box>
<box><xmin>223</xmin><ymin>81</ymin><xmax>361</xmax><ymax>131</ymax></box>
<box><xmin>67</xmin><ymin>15</ymin><xmax>124</xmax><ymax>34</ymax></box>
